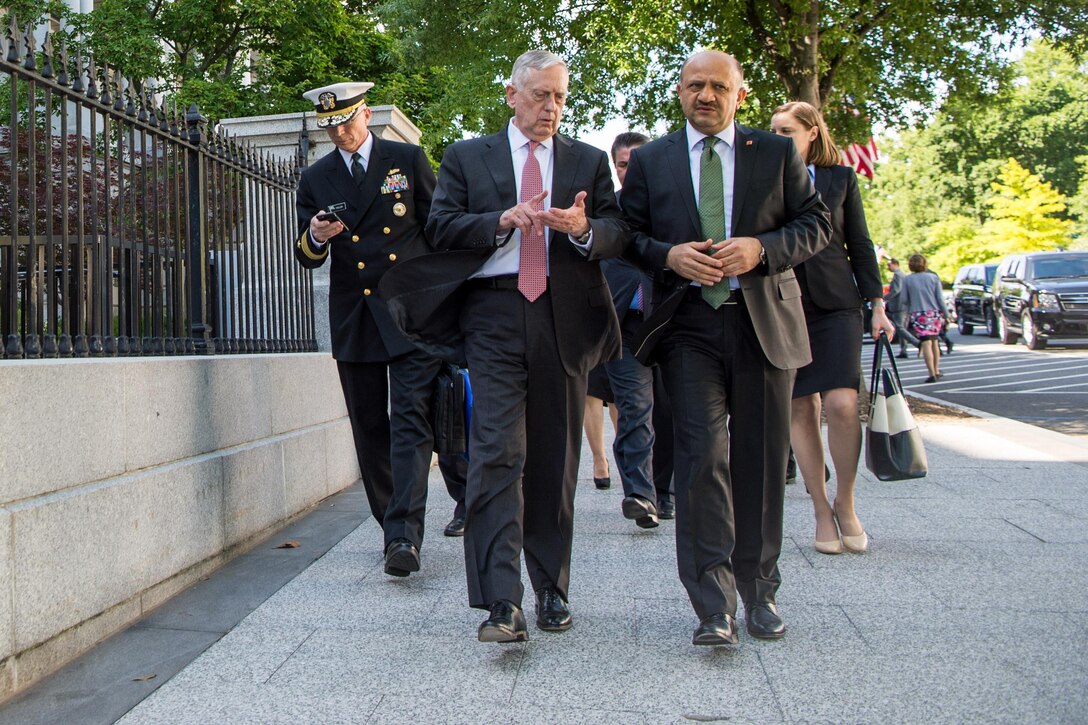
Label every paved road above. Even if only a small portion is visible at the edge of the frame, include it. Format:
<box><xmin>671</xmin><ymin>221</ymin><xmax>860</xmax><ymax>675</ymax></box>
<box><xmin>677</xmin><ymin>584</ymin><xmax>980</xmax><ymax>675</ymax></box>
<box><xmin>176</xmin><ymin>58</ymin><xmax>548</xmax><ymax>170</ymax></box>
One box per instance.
<box><xmin>884</xmin><ymin>332</ymin><xmax>1088</xmax><ymax>436</ymax></box>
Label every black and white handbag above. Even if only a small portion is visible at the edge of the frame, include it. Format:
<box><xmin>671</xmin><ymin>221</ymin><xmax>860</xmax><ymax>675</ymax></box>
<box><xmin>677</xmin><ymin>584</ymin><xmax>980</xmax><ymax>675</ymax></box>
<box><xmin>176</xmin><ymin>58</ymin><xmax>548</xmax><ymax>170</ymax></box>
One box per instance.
<box><xmin>865</xmin><ymin>332</ymin><xmax>928</xmax><ymax>481</ymax></box>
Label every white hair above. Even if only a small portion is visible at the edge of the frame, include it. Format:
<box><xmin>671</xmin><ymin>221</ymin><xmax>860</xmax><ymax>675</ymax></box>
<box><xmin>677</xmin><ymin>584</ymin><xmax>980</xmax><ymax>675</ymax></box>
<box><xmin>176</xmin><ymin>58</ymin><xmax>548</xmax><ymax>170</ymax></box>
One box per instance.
<box><xmin>509</xmin><ymin>50</ymin><xmax>568</xmax><ymax>89</ymax></box>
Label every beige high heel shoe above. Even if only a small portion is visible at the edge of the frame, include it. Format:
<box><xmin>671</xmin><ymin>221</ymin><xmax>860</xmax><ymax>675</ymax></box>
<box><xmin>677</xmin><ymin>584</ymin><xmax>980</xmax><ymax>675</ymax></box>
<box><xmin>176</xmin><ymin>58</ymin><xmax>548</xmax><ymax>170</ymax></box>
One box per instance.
<box><xmin>833</xmin><ymin>505</ymin><xmax>869</xmax><ymax>553</ymax></box>
<box><xmin>815</xmin><ymin>537</ymin><xmax>844</xmax><ymax>555</ymax></box>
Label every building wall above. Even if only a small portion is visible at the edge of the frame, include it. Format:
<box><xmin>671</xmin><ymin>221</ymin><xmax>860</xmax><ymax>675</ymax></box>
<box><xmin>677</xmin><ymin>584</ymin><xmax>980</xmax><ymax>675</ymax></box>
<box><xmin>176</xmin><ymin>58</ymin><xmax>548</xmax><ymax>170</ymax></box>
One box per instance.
<box><xmin>0</xmin><ymin>353</ymin><xmax>359</xmax><ymax>700</ymax></box>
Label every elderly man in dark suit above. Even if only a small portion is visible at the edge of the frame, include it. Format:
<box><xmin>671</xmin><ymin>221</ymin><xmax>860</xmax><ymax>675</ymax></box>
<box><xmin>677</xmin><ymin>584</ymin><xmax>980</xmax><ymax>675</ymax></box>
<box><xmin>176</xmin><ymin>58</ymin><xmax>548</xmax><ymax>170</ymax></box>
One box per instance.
<box><xmin>294</xmin><ymin>82</ymin><xmax>468</xmax><ymax>580</ymax></box>
<box><xmin>384</xmin><ymin>50</ymin><xmax>627</xmax><ymax>643</ymax></box>
<box><xmin>622</xmin><ymin>51</ymin><xmax>831</xmax><ymax>645</ymax></box>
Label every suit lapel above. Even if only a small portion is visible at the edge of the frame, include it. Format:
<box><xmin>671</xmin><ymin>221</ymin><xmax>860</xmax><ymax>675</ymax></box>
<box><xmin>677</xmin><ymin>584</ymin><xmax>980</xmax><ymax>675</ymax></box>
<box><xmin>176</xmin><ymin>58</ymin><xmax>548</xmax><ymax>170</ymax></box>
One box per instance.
<box><xmin>484</xmin><ymin>127</ymin><xmax>517</xmax><ymax>210</ymax></box>
<box><xmin>815</xmin><ymin>165</ymin><xmax>831</xmax><ymax>198</ymax></box>
<box><xmin>731</xmin><ymin>123</ymin><xmax>757</xmax><ymax>235</ymax></box>
<box><xmin>665</xmin><ymin>130</ymin><xmax>700</xmax><ymax>235</ymax></box>
<box><xmin>551</xmin><ymin>134</ymin><xmax>576</xmax><ymax>210</ymax></box>
<box><xmin>323</xmin><ymin>150</ymin><xmax>357</xmax><ymax>210</ymax></box>
<box><xmin>352</xmin><ymin>136</ymin><xmax>389</xmax><ymax>220</ymax></box>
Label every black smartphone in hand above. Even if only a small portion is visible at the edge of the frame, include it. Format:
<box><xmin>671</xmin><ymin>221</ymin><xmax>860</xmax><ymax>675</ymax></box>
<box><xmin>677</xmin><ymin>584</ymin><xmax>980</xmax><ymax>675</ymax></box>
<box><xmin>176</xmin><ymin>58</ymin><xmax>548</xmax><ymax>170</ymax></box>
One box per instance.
<box><xmin>315</xmin><ymin>211</ymin><xmax>342</xmax><ymax>224</ymax></box>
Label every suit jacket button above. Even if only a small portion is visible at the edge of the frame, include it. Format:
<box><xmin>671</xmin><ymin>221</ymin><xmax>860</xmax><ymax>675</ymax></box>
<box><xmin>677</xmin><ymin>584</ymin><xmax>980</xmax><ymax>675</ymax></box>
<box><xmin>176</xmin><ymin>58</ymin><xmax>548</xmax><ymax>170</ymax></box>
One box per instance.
<box><xmin>357</xmin><ymin>261</ymin><xmax>365</xmax><ymax>270</ymax></box>
<box><xmin>388</xmin><ymin>253</ymin><xmax>397</xmax><ymax>262</ymax></box>
<box><xmin>363</xmin><ymin>288</ymin><xmax>372</xmax><ymax>296</ymax></box>
<box><xmin>352</xmin><ymin>235</ymin><xmax>359</xmax><ymax>242</ymax></box>
<box><xmin>383</xmin><ymin>227</ymin><xmax>391</xmax><ymax>234</ymax></box>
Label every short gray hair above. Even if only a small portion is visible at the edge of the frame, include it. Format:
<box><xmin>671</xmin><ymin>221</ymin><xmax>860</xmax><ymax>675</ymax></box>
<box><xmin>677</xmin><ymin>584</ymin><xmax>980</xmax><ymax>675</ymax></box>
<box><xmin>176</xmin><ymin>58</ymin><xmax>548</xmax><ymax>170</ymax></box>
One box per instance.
<box><xmin>509</xmin><ymin>50</ymin><xmax>568</xmax><ymax>89</ymax></box>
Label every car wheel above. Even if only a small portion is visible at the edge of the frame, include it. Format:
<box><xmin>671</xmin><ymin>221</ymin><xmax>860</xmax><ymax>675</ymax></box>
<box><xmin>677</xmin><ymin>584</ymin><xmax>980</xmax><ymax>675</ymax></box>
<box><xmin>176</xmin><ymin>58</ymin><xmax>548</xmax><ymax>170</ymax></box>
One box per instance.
<box><xmin>985</xmin><ymin>308</ymin><xmax>998</xmax><ymax>338</ymax></box>
<box><xmin>958</xmin><ymin>318</ymin><xmax>974</xmax><ymax>335</ymax></box>
<box><xmin>998</xmin><ymin>310</ymin><xmax>1018</xmax><ymax>345</ymax></box>
<box><xmin>1021</xmin><ymin>311</ymin><xmax>1047</xmax><ymax>350</ymax></box>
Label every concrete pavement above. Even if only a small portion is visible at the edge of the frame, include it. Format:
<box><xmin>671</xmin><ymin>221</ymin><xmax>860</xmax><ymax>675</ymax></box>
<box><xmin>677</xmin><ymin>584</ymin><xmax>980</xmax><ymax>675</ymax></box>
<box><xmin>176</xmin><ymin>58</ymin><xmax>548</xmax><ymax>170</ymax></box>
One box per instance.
<box><xmin>4</xmin><ymin>400</ymin><xmax>1088</xmax><ymax>723</ymax></box>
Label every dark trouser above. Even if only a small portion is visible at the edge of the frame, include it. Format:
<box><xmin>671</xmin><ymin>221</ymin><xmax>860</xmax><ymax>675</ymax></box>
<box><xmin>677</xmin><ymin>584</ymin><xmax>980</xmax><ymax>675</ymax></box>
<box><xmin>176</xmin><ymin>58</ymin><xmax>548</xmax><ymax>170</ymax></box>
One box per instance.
<box><xmin>658</xmin><ymin>290</ymin><xmax>792</xmax><ymax>620</ymax></box>
<box><xmin>382</xmin><ymin>349</ymin><xmax>468</xmax><ymax>550</ymax></box>
<box><xmin>335</xmin><ymin>352</ymin><xmax>463</xmax><ymax>533</ymax></box>
<box><xmin>892</xmin><ymin>309</ymin><xmax>919</xmax><ymax>351</ymax></box>
<box><xmin>337</xmin><ymin>360</ymin><xmax>395</xmax><ymax>526</ymax></box>
<box><xmin>651</xmin><ymin>365</ymin><xmax>675</xmax><ymax>501</ymax></box>
<box><xmin>460</xmin><ymin>285</ymin><xmax>583</xmax><ymax>610</ymax></box>
<box><xmin>604</xmin><ymin>312</ymin><xmax>656</xmax><ymax>501</ymax></box>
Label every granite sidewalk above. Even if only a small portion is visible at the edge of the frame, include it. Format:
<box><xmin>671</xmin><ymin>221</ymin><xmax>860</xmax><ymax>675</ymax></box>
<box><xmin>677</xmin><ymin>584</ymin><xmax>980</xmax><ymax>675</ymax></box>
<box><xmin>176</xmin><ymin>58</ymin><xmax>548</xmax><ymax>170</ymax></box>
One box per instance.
<box><xmin>6</xmin><ymin>401</ymin><xmax>1088</xmax><ymax>723</ymax></box>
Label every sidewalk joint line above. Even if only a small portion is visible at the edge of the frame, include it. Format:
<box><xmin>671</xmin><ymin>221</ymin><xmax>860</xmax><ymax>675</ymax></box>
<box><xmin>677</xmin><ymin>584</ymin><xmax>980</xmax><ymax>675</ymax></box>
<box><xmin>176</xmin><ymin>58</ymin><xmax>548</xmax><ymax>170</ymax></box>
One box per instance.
<box><xmin>262</xmin><ymin>626</ymin><xmax>318</xmax><ymax>685</ymax></box>
<box><xmin>1002</xmin><ymin>519</ymin><xmax>1047</xmax><ymax>543</ymax></box>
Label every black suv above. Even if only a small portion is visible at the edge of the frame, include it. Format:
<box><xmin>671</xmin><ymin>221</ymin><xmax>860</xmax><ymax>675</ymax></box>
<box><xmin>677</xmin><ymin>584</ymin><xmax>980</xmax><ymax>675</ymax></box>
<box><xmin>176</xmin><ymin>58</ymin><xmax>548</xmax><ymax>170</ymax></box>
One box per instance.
<box><xmin>992</xmin><ymin>251</ymin><xmax>1088</xmax><ymax>350</ymax></box>
<box><xmin>952</xmin><ymin>262</ymin><xmax>999</xmax><ymax>336</ymax></box>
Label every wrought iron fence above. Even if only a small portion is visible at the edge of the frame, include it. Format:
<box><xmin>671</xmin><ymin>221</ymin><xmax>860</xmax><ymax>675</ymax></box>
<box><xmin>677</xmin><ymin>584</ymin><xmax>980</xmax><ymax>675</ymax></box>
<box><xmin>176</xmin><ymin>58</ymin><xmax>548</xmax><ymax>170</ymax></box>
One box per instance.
<box><xmin>0</xmin><ymin>18</ymin><xmax>316</xmax><ymax>358</ymax></box>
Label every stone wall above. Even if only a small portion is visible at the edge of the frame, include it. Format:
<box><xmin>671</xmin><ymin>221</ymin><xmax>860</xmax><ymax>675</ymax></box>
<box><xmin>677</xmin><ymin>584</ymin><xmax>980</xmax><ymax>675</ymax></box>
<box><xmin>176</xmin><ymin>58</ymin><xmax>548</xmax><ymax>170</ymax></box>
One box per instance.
<box><xmin>0</xmin><ymin>353</ymin><xmax>359</xmax><ymax>701</ymax></box>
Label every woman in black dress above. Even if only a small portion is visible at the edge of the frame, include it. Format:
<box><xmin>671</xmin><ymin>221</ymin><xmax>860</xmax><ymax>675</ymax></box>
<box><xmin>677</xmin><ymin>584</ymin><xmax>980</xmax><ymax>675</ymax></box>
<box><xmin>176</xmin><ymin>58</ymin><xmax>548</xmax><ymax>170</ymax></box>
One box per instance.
<box><xmin>770</xmin><ymin>102</ymin><xmax>895</xmax><ymax>555</ymax></box>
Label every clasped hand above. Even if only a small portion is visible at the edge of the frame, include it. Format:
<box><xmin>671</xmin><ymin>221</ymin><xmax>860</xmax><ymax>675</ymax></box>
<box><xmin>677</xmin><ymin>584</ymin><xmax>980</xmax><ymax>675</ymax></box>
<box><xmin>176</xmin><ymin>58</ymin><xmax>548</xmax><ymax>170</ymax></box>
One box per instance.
<box><xmin>666</xmin><ymin>237</ymin><xmax>762</xmax><ymax>286</ymax></box>
<box><xmin>498</xmin><ymin>190</ymin><xmax>591</xmax><ymax>240</ymax></box>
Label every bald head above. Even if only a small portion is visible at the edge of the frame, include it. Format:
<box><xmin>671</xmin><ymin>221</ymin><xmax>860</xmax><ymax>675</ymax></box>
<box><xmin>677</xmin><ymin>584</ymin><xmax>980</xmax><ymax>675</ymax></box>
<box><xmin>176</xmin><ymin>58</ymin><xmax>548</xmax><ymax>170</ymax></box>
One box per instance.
<box><xmin>677</xmin><ymin>50</ymin><xmax>747</xmax><ymax>134</ymax></box>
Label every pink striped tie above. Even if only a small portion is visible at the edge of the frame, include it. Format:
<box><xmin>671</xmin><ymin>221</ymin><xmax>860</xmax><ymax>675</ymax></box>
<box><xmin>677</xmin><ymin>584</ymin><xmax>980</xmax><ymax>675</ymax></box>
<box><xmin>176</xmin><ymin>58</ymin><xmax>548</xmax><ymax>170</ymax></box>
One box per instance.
<box><xmin>518</xmin><ymin>140</ymin><xmax>547</xmax><ymax>302</ymax></box>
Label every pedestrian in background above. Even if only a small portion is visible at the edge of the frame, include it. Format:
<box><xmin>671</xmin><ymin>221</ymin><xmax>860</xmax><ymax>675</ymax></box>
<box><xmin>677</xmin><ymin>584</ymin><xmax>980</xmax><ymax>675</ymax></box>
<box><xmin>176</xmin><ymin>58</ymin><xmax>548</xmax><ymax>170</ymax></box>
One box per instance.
<box><xmin>901</xmin><ymin>253</ymin><xmax>947</xmax><ymax>383</ymax></box>
<box><xmin>770</xmin><ymin>101</ymin><xmax>894</xmax><ymax>556</ymax></box>
<box><xmin>602</xmin><ymin>130</ymin><xmax>676</xmax><ymax>526</ymax></box>
<box><xmin>884</xmin><ymin>257</ymin><xmax>919</xmax><ymax>358</ymax></box>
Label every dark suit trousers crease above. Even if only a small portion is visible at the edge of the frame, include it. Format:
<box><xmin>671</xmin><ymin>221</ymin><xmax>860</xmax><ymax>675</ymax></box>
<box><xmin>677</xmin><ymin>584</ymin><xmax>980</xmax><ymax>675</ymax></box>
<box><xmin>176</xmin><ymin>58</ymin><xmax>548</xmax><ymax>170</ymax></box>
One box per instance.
<box><xmin>383</xmin><ymin>349</ymin><xmax>468</xmax><ymax>549</ymax></box>
<box><xmin>604</xmin><ymin>313</ymin><xmax>657</xmax><ymax>500</ymax></box>
<box><xmin>337</xmin><ymin>361</ymin><xmax>394</xmax><ymax>526</ymax></box>
<box><xmin>460</xmin><ymin>286</ymin><xmax>583</xmax><ymax>610</ymax></box>
<box><xmin>651</xmin><ymin>365</ymin><xmax>675</xmax><ymax>498</ymax></box>
<box><xmin>658</xmin><ymin>293</ymin><xmax>792</xmax><ymax>619</ymax></box>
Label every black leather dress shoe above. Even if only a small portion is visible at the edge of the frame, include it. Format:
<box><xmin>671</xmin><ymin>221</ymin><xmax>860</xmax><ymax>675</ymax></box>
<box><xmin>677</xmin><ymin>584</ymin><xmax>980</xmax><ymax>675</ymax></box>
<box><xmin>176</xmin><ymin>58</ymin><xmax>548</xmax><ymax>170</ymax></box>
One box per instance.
<box><xmin>745</xmin><ymin>602</ymin><xmax>786</xmax><ymax>639</ymax></box>
<box><xmin>657</xmin><ymin>496</ymin><xmax>675</xmax><ymax>520</ymax></box>
<box><xmin>443</xmin><ymin>516</ymin><xmax>466</xmax><ymax>537</ymax></box>
<box><xmin>621</xmin><ymin>495</ymin><xmax>659</xmax><ymax>528</ymax></box>
<box><xmin>594</xmin><ymin>476</ymin><xmax>611</xmax><ymax>490</ymax></box>
<box><xmin>535</xmin><ymin>585</ymin><xmax>573</xmax><ymax>632</ymax></box>
<box><xmin>477</xmin><ymin>600</ymin><xmax>529</xmax><ymax>643</ymax></box>
<box><xmin>692</xmin><ymin>613</ymin><xmax>738</xmax><ymax>646</ymax></box>
<box><xmin>384</xmin><ymin>539</ymin><xmax>420</xmax><ymax>577</ymax></box>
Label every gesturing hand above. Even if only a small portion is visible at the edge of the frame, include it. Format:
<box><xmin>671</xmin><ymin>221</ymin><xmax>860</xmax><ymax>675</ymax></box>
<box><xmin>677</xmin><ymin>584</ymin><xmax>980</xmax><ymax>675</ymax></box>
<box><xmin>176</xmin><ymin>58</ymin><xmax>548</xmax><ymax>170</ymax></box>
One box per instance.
<box><xmin>708</xmin><ymin>236</ymin><xmax>763</xmax><ymax>276</ymax></box>
<box><xmin>537</xmin><ymin>190</ymin><xmax>591</xmax><ymax>239</ymax></box>
<box><xmin>498</xmin><ymin>190</ymin><xmax>549</xmax><ymax>238</ymax></box>
<box><xmin>666</xmin><ymin>240</ymin><xmax>725</xmax><ymax>286</ymax></box>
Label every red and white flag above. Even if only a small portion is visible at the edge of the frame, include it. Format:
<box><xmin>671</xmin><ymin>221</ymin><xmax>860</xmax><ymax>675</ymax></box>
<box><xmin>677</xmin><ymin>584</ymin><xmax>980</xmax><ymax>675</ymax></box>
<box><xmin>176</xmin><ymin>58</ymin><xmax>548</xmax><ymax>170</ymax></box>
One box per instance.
<box><xmin>841</xmin><ymin>137</ymin><xmax>878</xmax><ymax>179</ymax></box>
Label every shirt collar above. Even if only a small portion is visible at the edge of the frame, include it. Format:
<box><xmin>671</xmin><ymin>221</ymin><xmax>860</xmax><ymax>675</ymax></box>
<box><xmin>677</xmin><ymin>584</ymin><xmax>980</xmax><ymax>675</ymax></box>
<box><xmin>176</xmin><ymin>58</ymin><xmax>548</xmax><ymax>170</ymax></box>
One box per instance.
<box><xmin>508</xmin><ymin>120</ymin><xmax>553</xmax><ymax>153</ymax></box>
<box><xmin>338</xmin><ymin>131</ymin><xmax>374</xmax><ymax>166</ymax></box>
<box><xmin>686</xmin><ymin>121</ymin><xmax>735</xmax><ymax>153</ymax></box>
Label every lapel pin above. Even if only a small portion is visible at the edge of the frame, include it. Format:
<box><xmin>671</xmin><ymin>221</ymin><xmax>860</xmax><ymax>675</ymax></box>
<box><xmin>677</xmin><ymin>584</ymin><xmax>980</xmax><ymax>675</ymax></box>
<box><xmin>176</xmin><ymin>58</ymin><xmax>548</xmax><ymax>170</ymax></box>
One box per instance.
<box><xmin>746</xmin><ymin>140</ymin><xmax>753</xmax><ymax>146</ymax></box>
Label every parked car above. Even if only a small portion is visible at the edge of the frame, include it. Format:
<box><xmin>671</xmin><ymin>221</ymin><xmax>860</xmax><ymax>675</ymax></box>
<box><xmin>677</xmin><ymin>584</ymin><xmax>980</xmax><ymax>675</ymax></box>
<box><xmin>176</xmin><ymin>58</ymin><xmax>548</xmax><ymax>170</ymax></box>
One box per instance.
<box><xmin>992</xmin><ymin>251</ymin><xmax>1088</xmax><ymax>350</ymax></box>
<box><xmin>952</xmin><ymin>262</ymin><xmax>999</xmax><ymax>336</ymax></box>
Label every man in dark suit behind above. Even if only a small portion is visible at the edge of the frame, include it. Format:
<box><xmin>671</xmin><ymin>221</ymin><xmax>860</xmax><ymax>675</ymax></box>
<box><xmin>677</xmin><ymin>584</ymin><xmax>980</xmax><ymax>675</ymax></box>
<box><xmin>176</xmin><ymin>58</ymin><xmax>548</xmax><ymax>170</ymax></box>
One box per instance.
<box><xmin>603</xmin><ymin>131</ymin><xmax>675</xmax><ymax>527</ymax></box>
<box><xmin>294</xmin><ymin>82</ymin><xmax>467</xmax><ymax>579</ymax></box>
<box><xmin>622</xmin><ymin>51</ymin><xmax>831</xmax><ymax>645</ymax></box>
<box><xmin>423</xmin><ymin>50</ymin><xmax>628</xmax><ymax>643</ymax></box>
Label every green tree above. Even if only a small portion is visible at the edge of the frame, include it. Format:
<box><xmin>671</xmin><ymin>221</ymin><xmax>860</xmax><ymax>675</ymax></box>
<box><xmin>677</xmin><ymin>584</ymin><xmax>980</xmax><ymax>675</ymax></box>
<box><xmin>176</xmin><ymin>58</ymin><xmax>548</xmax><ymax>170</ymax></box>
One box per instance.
<box><xmin>866</xmin><ymin>41</ymin><xmax>1088</xmax><ymax>263</ymax></box>
<box><xmin>377</xmin><ymin>0</ymin><xmax>1088</xmax><ymax>156</ymax></box>
<box><xmin>974</xmin><ymin>157</ymin><xmax>1074</xmax><ymax>255</ymax></box>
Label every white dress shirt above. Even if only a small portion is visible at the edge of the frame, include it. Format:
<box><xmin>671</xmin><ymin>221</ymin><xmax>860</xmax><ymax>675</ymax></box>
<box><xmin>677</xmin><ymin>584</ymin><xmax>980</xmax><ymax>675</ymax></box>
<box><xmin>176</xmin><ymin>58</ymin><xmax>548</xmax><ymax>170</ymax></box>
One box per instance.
<box><xmin>685</xmin><ymin>121</ymin><xmax>738</xmax><ymax>289</ymax></box>
<box><xmin>310</xmin><ymin>133</ymin><xmax>375</xmax><ymax>249</ymax></box>
<box><xmin>472</xmin><ymin>122</ymin><xmax>592</xmax><ymax>279</ymax></box>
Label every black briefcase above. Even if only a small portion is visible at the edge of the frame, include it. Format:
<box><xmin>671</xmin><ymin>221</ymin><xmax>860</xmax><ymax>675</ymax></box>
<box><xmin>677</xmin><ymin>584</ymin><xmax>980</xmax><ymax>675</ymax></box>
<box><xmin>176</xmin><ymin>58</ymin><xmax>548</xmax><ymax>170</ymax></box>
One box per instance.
<box><xmin>432</xmin><ymin>363</ymin><xmax>469</xmax><ymax>455</ymax></box>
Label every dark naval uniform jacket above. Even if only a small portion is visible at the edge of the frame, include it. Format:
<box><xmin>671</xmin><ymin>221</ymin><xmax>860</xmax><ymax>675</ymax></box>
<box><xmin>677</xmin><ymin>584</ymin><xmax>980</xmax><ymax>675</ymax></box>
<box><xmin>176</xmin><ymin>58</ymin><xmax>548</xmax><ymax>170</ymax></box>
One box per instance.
<box><xmin>295</xmin><ymin>136</ymin><xmax>435</xmax><ymax>362</ymax></box>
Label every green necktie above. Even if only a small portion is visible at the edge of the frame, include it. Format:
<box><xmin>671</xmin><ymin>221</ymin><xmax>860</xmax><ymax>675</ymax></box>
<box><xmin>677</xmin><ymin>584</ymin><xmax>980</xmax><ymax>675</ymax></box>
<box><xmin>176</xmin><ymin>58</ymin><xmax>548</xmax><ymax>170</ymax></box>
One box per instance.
<box><xmin>698</xmin><ymin>136</ymin><xmax>731</xmax><ymax>308</ymax></box>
